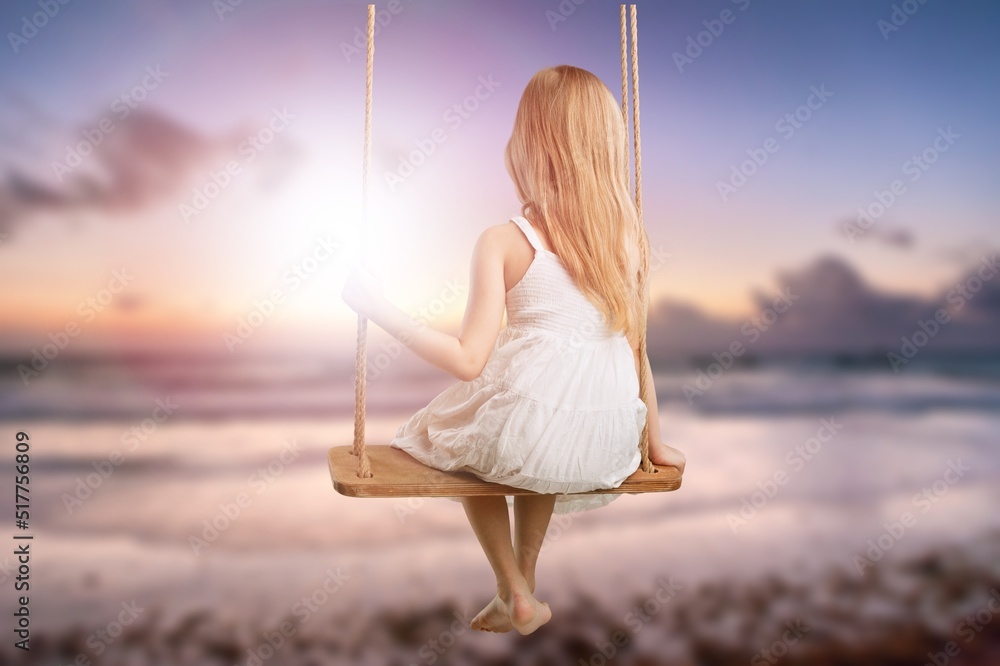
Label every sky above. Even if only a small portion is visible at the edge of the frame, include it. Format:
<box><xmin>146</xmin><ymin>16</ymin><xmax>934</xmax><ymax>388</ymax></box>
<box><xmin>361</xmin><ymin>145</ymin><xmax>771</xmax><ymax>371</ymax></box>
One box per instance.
<box><xmin>0</xmin><ymin>0</ymin><xmax>997</xmax><ymax>356</ymax></box>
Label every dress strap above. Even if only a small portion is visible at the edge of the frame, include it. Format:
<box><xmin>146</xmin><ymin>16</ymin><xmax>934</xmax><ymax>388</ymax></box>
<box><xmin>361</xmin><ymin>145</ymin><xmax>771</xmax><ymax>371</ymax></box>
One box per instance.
<box><xmin>511</xmin><ymin>216</ymin><xmax>545</xmax><ymax>252</ymax></box>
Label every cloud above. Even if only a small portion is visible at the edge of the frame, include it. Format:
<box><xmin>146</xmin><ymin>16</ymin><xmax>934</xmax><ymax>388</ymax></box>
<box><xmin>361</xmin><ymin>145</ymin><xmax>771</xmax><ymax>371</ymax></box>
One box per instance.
<box><xmin>646</xmin><ymin>252</ymin><xmax>1000</xmax><ymax>361</ymax></box>
<box><xmin>880</xmin><ymin>227</ymin><xmax>914</xmax><ymax>249</ymax></box>
<box><xmin>836</xmin><ymin>217</ymin><xmax>915</xmax><ymax>250</ymax></box>
<box><xmin>0</xmin><ymin>106</ymin><xmax>301</xmax><ymax>239</ymax></box>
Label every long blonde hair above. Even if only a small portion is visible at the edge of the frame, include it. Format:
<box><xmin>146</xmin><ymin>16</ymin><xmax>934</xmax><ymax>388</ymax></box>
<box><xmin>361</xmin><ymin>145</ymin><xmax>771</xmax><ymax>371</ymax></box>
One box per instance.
<box><xmin>504</xmin><ymin>65</ymin><xmax>649</xmax><ymax>342</ymax></box>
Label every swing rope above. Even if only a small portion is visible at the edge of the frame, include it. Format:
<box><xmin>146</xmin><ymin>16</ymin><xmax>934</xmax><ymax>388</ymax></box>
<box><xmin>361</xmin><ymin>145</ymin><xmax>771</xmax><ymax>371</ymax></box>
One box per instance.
<box><xmin>624</xmin><ymin>4</ymin><xmax>655</xmax><ymax>474</ymax></box>
<box><xmin>351</xmin><ymin>4</ymin><xmax>376</xmax><ymax>479</ymax></box>
<box><xmin>350</xmin><ymin>4</ymin><xmax>651</xmax><ymax>479</ymax></box>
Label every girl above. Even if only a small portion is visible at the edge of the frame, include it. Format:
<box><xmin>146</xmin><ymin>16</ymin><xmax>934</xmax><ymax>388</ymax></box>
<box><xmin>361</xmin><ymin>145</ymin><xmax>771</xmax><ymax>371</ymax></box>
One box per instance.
<box><xmin>342</xmin><ymin>65</ymin><xmax>686</xmax><ymax>635</ymax></box>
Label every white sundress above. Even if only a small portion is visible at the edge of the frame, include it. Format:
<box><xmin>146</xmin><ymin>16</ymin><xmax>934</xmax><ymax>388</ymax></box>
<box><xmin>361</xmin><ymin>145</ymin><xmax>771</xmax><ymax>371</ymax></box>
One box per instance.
<box><xmin>390</xmin><ymin>215</ymin><xmax>647</xmax><ymax>514</ymax></box>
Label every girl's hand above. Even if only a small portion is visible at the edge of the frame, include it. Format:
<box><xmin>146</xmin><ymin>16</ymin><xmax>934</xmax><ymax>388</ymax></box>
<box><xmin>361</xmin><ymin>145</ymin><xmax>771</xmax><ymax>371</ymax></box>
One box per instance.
<box><xmin>649</xmin><ymin>440</ymin><xmax>686</xmax><ymax>474</ymax></box>
<box><xmin>341</xmin><ymin>262</ymin><xmax>385</xmax><ymax>318</ymax></box>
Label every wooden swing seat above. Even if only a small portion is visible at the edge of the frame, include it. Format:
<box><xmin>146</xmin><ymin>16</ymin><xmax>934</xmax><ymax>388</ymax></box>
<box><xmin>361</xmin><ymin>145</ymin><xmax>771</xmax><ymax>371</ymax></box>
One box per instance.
<box><xmin>328</xmin><ymin>445</ymin><xmax>682</xmax><ymax>498</ymax></box>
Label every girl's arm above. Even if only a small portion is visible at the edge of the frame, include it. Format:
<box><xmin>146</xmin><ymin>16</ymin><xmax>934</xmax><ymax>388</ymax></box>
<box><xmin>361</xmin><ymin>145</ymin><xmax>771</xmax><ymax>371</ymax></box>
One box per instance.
<box><xmin>341</xmin><ymin>226</ymin><xmax>508</xmax><ymax>382</ymax></box>
<box><xmin>628</xmin><ymin>267</ymin><xmax>685</xmax><ymax>471</ymax></box>
<box><xmin>628</xmin><ymin>244</ymin><xmax>663</xmax><ymax>446</ymax></box>
<box><xmin>634</xmin><ymin>349</ymin><xmax>663</xmax><ymax>445</ymax></box>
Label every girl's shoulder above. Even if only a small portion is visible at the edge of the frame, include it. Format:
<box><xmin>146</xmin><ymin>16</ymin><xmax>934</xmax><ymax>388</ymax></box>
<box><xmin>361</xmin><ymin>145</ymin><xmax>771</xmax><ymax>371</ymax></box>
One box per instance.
<box><xmin>477</xmin><ymin>220</ymin><xmax>523</xmax><ymax>253</ymax></box>
<box><xmin>469</xmin><ymin>220</ymin><xmax>525</xmax><ymax>271</ymax></box>
<box><xmin>482</xmin><ymin>218</ymin><xmax>539</xmax><ymax>252</ymax></box>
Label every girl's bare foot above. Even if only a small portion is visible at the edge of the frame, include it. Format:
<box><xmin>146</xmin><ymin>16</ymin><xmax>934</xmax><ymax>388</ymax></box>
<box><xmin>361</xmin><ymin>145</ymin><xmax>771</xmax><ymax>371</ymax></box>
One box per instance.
<box><xmin>472</xmin><ymin>585</ymin><xmax>551</xmax><ymax>634</ymax></box>
<box><xmin>502</xmin><ymin>587</ymin><xmax>551</xmax><ymax>635</ymax></box>
<box><xmin>470</xmin><ymin>572</ymin><xmax>538</xmax><ymax>633</ymax></box>
<box><xmin>470</xmin><ymin>594</ymin><xmax>513</xmax><ymax>632</ymax></box>
<box><xmin>649</xmin><ymin>441</ymin><xmax>686</xmax><ymax>474</ymax></box>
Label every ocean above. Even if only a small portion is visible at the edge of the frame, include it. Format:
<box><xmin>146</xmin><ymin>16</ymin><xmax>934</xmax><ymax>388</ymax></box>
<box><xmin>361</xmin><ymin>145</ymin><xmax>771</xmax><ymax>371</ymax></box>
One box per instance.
<box><xmin>1</xmin><ymin>352</ymin><xmax>999</xmax><ymax>664</ymax></box>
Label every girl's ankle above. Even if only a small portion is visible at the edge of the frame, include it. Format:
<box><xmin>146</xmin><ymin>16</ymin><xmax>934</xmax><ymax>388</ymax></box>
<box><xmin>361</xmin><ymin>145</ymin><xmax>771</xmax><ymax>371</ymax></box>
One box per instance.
<box><xmin>497</xmin><ymin>579</ymin><xmax>532</xmax><ymax>600</ymax></box>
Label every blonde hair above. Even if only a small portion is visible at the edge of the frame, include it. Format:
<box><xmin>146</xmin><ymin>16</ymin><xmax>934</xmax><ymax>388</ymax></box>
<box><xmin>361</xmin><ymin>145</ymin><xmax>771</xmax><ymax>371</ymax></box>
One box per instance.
<box><xmin>504</xmin><ymin>65</ymin><xmax>649</xmax><ymax>342</ymax></box>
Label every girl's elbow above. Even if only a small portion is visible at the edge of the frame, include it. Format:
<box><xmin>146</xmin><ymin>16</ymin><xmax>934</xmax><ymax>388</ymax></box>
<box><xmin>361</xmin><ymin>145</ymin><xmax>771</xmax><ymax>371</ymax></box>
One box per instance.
<box><xmin>455</xmin><ymin>369</ymin><xmax>477</xmax><ymax>382</ymax></box>
<box><xmin>455</xmin><ymin>355</ymin><xmax>487</xmax><ymax>382</ymax></box>
<box><xmin>456</xmin><ymin>364</ymin><xmax>484</xmax><ymax>383</ymax></box>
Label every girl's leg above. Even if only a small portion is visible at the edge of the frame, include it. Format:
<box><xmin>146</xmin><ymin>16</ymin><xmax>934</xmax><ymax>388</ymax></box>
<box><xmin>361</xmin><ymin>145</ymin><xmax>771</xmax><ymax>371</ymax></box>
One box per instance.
<box><xmin>513</xmin><ymin>494</ymin><xmax>558</xmax><ymax>592</ymax></box>
<box><xmin>460</xmin><ymin>495</ymin><xmax>551</xmax><ymax>634</ymax></box>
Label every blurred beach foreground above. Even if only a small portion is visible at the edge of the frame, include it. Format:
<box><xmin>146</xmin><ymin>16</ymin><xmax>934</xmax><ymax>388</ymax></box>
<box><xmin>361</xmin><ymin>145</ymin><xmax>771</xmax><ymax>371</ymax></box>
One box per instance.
<box><xmin>1</xmin><ymin>351</ymin><xmax>999</xmax><ymax>665</ymax></box>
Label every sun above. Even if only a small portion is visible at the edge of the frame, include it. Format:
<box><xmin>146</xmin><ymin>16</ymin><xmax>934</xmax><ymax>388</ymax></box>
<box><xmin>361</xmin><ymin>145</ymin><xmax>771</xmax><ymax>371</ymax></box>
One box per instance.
<box><xmin>254</xmin><ymin>151</ymin><xmax>446</xmax><ymax>323</ymax></box>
